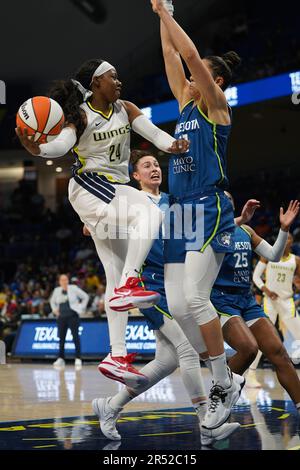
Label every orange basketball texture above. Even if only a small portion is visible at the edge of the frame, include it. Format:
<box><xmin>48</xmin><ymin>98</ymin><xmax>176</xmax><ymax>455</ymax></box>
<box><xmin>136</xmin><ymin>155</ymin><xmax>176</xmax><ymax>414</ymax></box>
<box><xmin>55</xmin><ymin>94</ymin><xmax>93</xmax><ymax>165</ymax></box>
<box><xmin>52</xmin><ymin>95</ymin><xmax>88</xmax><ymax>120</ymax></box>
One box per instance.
<box><xmin>17</xmin><ymin>96</ymin><xmax>65</xmax><ymax>143</ymax></box>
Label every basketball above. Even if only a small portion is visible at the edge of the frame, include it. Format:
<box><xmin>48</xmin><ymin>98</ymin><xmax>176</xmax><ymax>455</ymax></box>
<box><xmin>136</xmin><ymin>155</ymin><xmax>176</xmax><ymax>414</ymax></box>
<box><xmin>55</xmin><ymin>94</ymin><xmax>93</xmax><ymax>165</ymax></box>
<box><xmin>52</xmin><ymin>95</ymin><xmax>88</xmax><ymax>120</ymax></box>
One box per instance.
<box><xmin>16</xmin><ymin>96</ymin><xmax>65</xmax><ymax>143</ymax></box>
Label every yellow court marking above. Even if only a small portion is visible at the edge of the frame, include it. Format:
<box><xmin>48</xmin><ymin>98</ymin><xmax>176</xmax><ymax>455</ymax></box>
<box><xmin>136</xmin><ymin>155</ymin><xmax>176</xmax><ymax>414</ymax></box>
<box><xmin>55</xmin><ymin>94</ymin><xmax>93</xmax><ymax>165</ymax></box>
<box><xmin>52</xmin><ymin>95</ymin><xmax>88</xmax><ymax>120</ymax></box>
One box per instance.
<box><xmin>33</xmin><ymin>445</ymin><xmax>57</xmax><ymax>449</ymax></box>
<box><xmin>28</xmin><ymin>422</ymin><xmax>75</xmax><ymax>429</ymax></box>
<box><xmin>288</xmin><ymin>445</ymin><xmax>300</xmax><ymax>450</ymax></box>
<box><xmin>240</xmin><ymin>423</ymin><xmax>263</xmax><ymax>428</ymax></box>
<box><xmin>0</xmin><ymin>426</ymin><xmax>26</xmax><ymax>432</ymax></box>
<box><xmin>278</xmin><ymin>413</ymin><xmax>290</xmax><ymax>420</ymax></box>
<box><xmin>140</xmin><ymin>431</ymin><xmax>193</xmax><ymax>437</ymax></box>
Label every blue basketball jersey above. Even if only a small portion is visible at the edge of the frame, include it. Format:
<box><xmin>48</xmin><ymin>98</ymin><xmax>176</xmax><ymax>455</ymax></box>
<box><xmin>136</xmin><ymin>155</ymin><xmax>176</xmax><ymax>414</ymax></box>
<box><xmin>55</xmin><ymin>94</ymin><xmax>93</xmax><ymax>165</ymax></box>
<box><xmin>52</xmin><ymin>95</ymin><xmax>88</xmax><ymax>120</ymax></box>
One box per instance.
<box><xmin>169</xmin><ymin>101</ymin><xmax>231</xmax><ymax>197</ymax></box>
<box><xmin>214</xmin><ymin>225</ymin><xmax>253</xmax><ymax>289</ymax></box>
<box><xmin>143</xmin><ymin>192</ymin><xmax>169</xmax><ymax>275</ymax></box>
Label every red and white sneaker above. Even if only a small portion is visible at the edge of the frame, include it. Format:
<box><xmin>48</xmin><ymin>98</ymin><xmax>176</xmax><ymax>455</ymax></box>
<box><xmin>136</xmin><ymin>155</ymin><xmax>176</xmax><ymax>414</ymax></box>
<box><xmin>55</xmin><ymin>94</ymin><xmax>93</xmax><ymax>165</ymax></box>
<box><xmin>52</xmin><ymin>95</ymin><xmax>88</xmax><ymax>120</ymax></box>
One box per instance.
<box><xmin>98</xmin><ymin>353</ymin><xmax>149</xmax><ymax>388</ymax></box>
<box><xmin>109</xmin><ymin>277</ymin><xmax>160</xmax><ymax>312</ymax></box>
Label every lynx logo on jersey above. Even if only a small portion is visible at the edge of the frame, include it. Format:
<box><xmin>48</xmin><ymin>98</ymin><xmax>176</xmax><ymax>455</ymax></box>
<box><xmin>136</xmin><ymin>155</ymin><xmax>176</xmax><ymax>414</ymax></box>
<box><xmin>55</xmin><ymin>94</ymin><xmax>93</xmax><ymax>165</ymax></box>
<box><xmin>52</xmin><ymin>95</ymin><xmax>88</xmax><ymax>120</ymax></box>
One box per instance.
<box><xmin>216</xmin><ymin>232</ymin><xmax>233</xmax><ymax>248</ymax></box>
<box><xmin>93</xmin><ymin>124</ymin><xmax>130</xmax><ymax>142</ymax></box>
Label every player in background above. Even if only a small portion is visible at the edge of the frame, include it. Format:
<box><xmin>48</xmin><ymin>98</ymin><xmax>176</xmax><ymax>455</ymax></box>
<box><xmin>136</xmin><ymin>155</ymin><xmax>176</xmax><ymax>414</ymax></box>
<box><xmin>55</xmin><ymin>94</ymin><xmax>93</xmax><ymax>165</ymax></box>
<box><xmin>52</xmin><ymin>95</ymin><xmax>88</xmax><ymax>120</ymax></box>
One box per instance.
<box><xmin>16</xmin><ymin>58</ymin><xmax>189</xmax><ymax>387</ymax></box>
<box><xmin>249</xmin><ymin>233</ymin><xmax>300</xmax><ymax>386</ymax></box>
<box><xmin>91</xmin><ymin>151</ymin><xmax>240</xmax><ymax>445</ymax></box>
<box><xmin>151</xmin><ymin>0</ymin><xmax>242</xmax><ymax>430</ymax></box>
<box><xmin>210</xmin><ymin>193</ymin><xmax>300</xmax><ymax>415</ymax></box>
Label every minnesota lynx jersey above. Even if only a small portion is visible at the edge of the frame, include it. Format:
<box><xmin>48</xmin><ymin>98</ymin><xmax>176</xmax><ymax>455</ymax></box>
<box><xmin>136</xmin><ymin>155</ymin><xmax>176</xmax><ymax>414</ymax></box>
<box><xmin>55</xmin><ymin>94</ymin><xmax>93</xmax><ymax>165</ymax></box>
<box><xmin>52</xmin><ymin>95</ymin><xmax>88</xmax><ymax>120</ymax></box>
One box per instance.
<box><xmin>265</xmin><ymin>254</ymin><xmax>296</xmax><ymax>299</ymax></box>
<box><xmin>71</xmin><ymin>100</ymin><xmax>131</xmax><ymax>183</ymax></box>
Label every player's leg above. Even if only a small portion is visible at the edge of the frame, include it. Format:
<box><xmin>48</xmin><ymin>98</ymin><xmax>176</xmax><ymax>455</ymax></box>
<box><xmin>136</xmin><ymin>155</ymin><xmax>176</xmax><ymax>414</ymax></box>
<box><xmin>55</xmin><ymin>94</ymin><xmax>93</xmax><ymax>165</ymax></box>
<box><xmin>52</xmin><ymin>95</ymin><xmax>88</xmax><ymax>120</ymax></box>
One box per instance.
<box><xmin>97</xmin><ymin>185</ymin><xmax>162</xmax><ymax>309</ymax></box>
<box><xmin>164</xmin><ymin>263</ymin><xmax>208</xmax><ymax>354</ymax></box>
<box><xmin>221</xmin><ymin>316</ymin><xmax>259</xmax><ymax>375</ymax></box>
<box><xmin>69</xmin><ymin>179</ymin><xmax>162</xmax><ymax>311</ymax></box>
<box><xmin>91</xmin><ymin>234</ymin><xmax>148</xmax><ymax>386</ymax></box>
<box><xmin>92</xmin><ymin>331</ymin><xmax>179</xmax><ymax>440</ymax></box>
<box><xmin>247</xmin><ymin>297</ymin><xmax>279</xmax><ymax>386</ymax></box>
<box><xmin>183</xmin><ymin>247</ymin><xmax>244</xmax><ymax>429</ymax></box>
<box><xmin>250</xmin><ymin>317</ymin><xmax>300</xmax><ymax>412</ymax></box>
<box><xmin>158</xmin><ymin>318</ymin><xmax>240</xmax><ymax>444</ymax></box>
<box><xmin>279</xmin><ymin>298</ymin><xmax>300</xmax><ymax>340</ymax></box>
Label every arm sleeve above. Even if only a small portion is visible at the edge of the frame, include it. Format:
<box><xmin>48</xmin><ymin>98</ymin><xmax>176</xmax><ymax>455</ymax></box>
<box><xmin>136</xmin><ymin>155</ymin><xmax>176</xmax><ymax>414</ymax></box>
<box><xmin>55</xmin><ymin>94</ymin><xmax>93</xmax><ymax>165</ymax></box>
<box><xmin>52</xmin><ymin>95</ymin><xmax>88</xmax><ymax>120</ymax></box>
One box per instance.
<box><xmin>254</xmin><ymin>229</ymin><xmax>288</xmax><ymax>262</ymax></box>
<box><xmin>38</xmin><ymin>127</ymin><xmax>77</xmax><ymax>158</ymax></box>
<box><xmin>131</xmin><ymin>115</ymin><xmax>175</xmax><ymax>153</ymax></box>
<box><xmin>252</xmin><ymin>261</ymin><xmax>267</xmax><ymax>290</ymax></box>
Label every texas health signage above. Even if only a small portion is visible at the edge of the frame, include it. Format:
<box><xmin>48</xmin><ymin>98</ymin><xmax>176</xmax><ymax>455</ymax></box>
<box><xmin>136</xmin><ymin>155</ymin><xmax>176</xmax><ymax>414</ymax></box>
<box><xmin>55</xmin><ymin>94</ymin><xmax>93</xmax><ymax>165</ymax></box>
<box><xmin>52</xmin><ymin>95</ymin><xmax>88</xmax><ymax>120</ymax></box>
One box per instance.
<box><xmin>12</xmin><ymin>319</ymin><xmax>156</xmax><ymax>358</ymax></box>
<box><xmin>142</xmin><ymin>70</ymin><xmax>300</xmax><ymax>124</ymax></box>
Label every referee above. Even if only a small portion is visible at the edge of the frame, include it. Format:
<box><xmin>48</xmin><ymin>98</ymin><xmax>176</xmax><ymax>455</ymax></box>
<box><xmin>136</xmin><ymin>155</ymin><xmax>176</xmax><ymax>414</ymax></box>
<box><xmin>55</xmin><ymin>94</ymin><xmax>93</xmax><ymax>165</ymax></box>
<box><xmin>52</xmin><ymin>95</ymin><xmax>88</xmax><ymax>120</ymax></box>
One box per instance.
<box><xmin>50</xmin><ymin>274</ymin><xmax>89</xmax><ymax>370</ymax></box>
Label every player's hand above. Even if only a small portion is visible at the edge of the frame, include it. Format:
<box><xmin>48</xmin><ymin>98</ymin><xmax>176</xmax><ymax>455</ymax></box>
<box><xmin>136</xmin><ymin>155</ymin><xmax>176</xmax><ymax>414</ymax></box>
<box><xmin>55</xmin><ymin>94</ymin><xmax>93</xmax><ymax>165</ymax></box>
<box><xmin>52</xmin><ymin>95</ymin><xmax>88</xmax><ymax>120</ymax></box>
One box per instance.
<box><xmin>263</xmin><ymin>287</ymin><xmax>278</xmax><ymax>300</ymax></box>
<box><xmin>168</xmin><ymin>138</ymin><xmax>190</xmax><ymax>154</ymax></box>
<box><xmin>239</xmin><ymin>199</ymin><xmax>261</xmax><ymax>224</ymax></box>
<box><xmin>15</xmin><ymin>126</ymin><xmax>41</xmax><ymax>156</ymax></box>
<box><xmin>151</xmin><ymin>0</ymin><xmax>165</xmax><ymax>14</ymax></box>
<box><xmin>83</xmin><ymin>225</ymin><xmax>91</xmax><ymax>237</ymax></box>
<box><xmin>279</xmin><ymin>200</ymin><xmax>300</xmax><ymax>231</ymax></box>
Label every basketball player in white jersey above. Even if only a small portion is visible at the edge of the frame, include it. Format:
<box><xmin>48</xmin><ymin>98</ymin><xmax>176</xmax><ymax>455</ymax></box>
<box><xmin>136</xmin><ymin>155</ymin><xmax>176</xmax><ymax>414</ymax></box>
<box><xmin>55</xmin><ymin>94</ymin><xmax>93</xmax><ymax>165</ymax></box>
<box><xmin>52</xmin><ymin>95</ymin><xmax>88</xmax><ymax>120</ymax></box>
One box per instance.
<box><xmin>91</xmin><ymin>151</ymin><xmax>240</xmax><ymax>445</ymax></box>
<box><xmin>250</xmin><ymin>233</ymin><xmax>300</xmax><ymax>386</ymax></box>
<box><xmin>16</xmin><ymin>59</ymin><xmax>189</xmax><ymax>386</ymax></box>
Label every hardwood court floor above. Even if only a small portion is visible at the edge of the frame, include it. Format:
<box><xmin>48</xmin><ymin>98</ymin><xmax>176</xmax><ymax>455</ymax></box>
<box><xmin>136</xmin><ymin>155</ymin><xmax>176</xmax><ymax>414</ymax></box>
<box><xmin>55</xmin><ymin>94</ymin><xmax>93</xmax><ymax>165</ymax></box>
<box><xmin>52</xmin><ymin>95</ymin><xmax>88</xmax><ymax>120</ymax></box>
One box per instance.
<box><xmin>0</xmin><ymin>363</ymin><xmax>299</xmax><ymax>450</ymax></box>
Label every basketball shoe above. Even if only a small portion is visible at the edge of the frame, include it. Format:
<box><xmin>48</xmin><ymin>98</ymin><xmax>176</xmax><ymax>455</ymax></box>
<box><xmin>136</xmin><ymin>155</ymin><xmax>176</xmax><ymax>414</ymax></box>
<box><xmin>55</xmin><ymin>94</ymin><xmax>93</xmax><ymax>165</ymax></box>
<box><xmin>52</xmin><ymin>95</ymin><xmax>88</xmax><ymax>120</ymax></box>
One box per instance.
<box><xmin>201</xmin><ymin>368</ymin><xmax>245</xmax><ymax>430</ymax></box>
<box><xmin>109</xmin><ymin>277</ymin><xmax>160</xmax><ymax>312</ymax></box>
<box><xmin>92</xmin><ymin>397</ymin><xmax>121</xmax><ymax>441</ymax></box>
<box><xmin>98</xmin><ymin>353</ymin><xmax>149</xmax><ymax>388</ymax></box>
<box><xmin>200</xmin><ymin>422</ymin><xmax>240</xmax><ymax>446</ymax></box>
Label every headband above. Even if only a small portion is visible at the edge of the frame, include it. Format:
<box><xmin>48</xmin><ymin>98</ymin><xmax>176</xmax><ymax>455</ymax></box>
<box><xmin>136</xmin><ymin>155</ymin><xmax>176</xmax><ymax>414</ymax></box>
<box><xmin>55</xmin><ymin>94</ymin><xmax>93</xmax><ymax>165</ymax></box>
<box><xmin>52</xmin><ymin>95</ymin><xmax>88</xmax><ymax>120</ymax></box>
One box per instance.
<box><xmin>90</xmin><ymin>61</ymin><xmax>115</xmax><ymax>85</ymax></box>
<box><xmin>71</xmin><ymin>61</ymin><xmax>115</xmax><ymax>102</ymax></box>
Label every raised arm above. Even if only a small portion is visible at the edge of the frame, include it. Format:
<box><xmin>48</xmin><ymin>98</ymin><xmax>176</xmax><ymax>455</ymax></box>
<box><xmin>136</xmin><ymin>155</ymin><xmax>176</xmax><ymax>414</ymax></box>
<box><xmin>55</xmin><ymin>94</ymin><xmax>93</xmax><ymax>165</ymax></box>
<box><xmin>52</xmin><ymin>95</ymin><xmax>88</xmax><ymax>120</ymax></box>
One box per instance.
<box><xmin>151</xmin><ymin>0</ymin><xmax>228</xmax><ymax>118</ymax></box>
<box><xmin>244</xmin><ymin>201</ymin><xmax>300</xmax><ymax>262</ymax></box>
<box><xmin>160</xmin><ymin>19</ymin><xmax>190</xmax><ymax>108</ymax></box>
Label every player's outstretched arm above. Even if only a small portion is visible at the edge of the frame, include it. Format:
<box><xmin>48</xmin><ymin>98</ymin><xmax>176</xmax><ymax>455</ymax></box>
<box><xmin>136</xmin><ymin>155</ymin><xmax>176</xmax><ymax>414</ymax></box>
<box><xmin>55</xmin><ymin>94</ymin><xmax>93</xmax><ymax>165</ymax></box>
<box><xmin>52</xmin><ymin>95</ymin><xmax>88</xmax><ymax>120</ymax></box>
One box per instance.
<box><xmin>158</xmin><ymin>4</ymin><xmax>190</xmax><ymax>108</ymax></box>
<box><xmin>235</xmin><ymin>199</ymin><xmax>261</xmax><ymax>226</ymax></box>
<box><xmin>151</xmin><ymin>0</ymin><xmax>228</xmax><ymax>113</ymax></box>
<box><xmin>16</xmin><ymin>124</ymin><xmax>77</xmax><ymax>158</ymax></box>
<box><xmin>245</xmin><ymin>200</ymin><xmax>300</xmax><ymax>262</ymax></box>
<box><xmin>123</xmin><ymin>100</ymin><xmax>189</xmax><ymax>154</ymax></box>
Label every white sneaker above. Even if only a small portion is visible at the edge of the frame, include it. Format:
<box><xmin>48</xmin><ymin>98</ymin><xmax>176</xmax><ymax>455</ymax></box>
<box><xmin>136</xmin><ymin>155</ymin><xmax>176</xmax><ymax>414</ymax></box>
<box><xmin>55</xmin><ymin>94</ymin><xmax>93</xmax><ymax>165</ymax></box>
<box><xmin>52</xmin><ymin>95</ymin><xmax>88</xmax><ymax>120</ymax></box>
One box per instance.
<box><xmin>246</xmin><ymin>369</ymin><xmax>262</xmax><ymax>388</ymax></box>
<box><xmin>92</xmin><ymin>397</ymin><xmax>121</xmax><ymax>441</ymax></box>
<box><xmin>201</xmin><ymin>369</ymin><xmax>244</xmax><ymax>430</ymax></box>
<box><xmin>53</xmin><ymin>358</ymin><xmax>65</xmax><ymax>369</ymax></box>
<box><xmin>75</xmin><ymin>358</ymin><xmax>82</xmax><ymax>370</ymax></box>
<box><xmin>200</xmin><ymin>422</ymin><xmax>240</xmax><ymax>446</ymax></box>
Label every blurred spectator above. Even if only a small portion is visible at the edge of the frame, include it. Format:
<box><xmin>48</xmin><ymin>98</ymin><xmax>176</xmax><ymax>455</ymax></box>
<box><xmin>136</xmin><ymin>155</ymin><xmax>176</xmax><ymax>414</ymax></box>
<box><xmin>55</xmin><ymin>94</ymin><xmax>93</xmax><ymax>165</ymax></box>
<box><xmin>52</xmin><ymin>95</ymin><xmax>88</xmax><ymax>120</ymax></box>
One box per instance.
<box><xmin>89</xmin><ymin>284</ymin><xmax>106</xmax><ymax>318</ymax></box>
<box><xmin>50</xmin><ymin>274</ymin><xmax>89</xmax><ymax>371</ymax></box>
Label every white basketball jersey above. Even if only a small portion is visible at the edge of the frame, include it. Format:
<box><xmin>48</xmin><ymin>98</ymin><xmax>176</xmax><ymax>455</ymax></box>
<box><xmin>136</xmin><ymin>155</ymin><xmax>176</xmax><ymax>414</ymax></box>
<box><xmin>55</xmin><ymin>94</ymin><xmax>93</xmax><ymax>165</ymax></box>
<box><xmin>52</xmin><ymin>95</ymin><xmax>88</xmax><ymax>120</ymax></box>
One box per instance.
<box><xmin>72</xmin><ymin>100</ymin><xmax>131</xmax><ymax>183</ymax></box>
<box><xmin>265</xmin><ymin>254</ymin><xmax>296</xmax><ymax>299</ymax></box>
